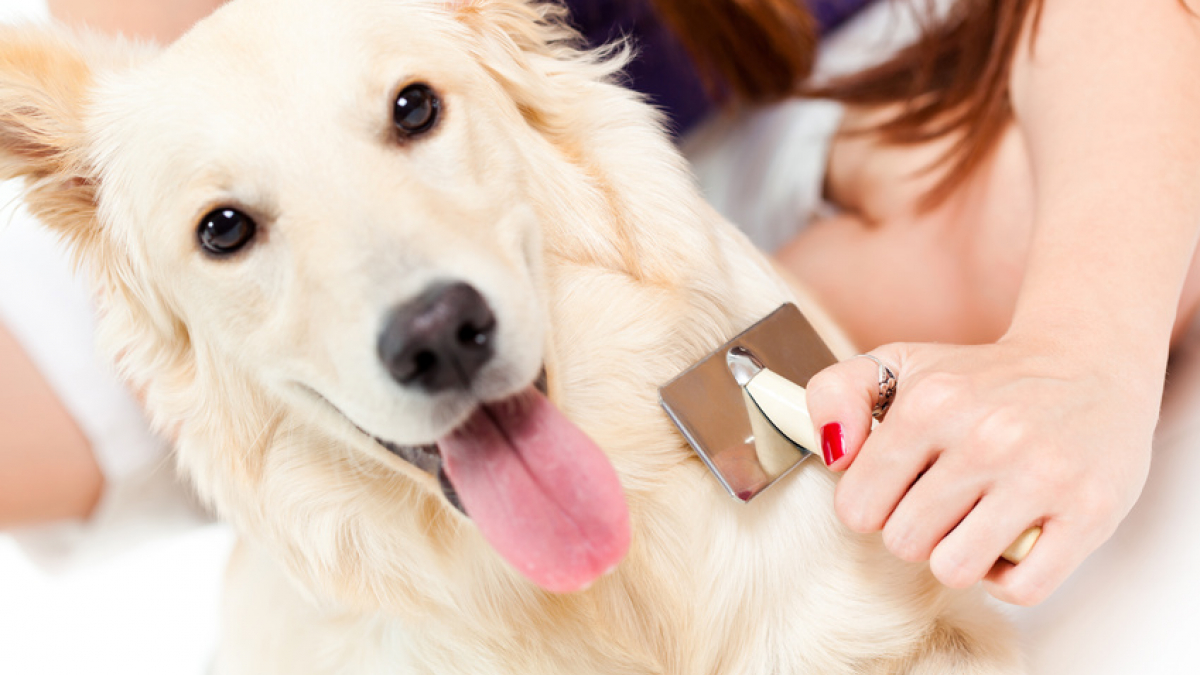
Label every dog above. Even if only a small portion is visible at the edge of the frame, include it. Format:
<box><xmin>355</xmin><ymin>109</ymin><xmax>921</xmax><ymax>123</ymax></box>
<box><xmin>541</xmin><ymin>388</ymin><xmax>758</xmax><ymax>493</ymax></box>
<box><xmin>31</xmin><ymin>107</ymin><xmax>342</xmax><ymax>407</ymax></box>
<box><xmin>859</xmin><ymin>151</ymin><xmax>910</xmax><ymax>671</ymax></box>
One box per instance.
<box><xmin>0</xmin><ymin>0</ymin><xmax>1023</xmax><ymax>671</ymax></box>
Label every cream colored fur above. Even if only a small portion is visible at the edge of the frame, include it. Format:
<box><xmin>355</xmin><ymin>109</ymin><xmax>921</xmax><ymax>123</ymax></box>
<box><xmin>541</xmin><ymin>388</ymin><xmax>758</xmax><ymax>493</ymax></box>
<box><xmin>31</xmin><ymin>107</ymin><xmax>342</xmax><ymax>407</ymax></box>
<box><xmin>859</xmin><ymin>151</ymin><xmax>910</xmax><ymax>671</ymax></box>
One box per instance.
<box><xmin>0</xmin><ymin>0</ymin><xmax>1023</xmax><ymax>672</ymax></box>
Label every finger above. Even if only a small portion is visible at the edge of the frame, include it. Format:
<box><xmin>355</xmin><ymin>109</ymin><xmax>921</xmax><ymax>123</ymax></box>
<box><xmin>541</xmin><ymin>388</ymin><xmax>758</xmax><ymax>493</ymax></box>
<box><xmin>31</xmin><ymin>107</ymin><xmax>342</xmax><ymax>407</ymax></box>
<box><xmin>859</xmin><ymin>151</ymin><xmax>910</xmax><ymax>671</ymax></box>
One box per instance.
<box><xmin>880</xmin><ymin>457</ymin><xmax>985</xmax><ymax>563</ymax></box>
<box><xmin>805</xmin><ymin>346</ymin><xmax>906</xmax><ymax>470</ymax></box>
<box><xmin>982</xmin><ymin>520</ymin><xmax>1091</xmax><ymax>606</ymax></box>
<box><xmin>834</xmin><ymin>413</ymin><xmax>935</xmax><ymax>533</ymax></box>
<box><xmin>928</xmin><ymin>493</ymin><xmax>1043</xmax><ymax>591</ymax></box>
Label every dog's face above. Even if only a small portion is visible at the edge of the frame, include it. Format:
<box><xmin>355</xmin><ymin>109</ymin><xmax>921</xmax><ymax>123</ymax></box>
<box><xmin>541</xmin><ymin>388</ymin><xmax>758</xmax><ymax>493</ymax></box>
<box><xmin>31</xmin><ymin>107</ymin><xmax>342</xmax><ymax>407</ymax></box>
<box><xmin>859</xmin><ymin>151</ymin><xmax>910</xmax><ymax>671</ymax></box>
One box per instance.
<box><xmin>1</xmin><ymin>0</ymin><xmax>647</xmax><ymax>595</ymax></box>
<box><xmin>95</xmin><ymin>0</ymin><xmax>547</xmax><ymax>446</ymax></box>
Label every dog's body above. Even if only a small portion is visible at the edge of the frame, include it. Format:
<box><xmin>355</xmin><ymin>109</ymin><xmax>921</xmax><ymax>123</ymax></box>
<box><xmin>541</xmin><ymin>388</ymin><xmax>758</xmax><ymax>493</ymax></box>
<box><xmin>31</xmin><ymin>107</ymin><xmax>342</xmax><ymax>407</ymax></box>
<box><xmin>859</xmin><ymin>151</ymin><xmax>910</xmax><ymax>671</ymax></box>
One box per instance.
<box><xmin>0</xmin><ymin>1</ymin><xmax>1022</xmax><ymax>672</ymax></box>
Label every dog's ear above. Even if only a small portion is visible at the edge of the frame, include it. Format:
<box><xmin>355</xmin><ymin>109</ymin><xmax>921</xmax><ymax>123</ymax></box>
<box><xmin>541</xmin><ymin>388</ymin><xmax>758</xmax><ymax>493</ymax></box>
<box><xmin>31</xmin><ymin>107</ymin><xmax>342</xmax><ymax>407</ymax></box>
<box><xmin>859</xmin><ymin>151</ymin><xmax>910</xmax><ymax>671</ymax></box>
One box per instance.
<box><xmin>451</xmin><ymin>0</ymin><xmax>632</xmax><ymax>141</ymax></box>
<box><xmin>452</xmin><ymin>1</ymin><xmax>716</xmax><ymax>285</ymax></box>
<box><xmin>0</xmin><ymin>25</ymin><xmax>110</xmax><ymax>252</ymax></box>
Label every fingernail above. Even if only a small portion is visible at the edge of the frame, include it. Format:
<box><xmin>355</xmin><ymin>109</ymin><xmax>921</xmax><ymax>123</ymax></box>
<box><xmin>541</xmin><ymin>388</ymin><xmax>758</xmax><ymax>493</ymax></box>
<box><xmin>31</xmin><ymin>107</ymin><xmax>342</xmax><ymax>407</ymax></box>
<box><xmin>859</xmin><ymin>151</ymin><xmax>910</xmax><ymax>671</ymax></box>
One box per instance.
<box><xmin>821</xmin><ymin>422</ymin><xmax>845</xmax><ymax>466</ymax></box>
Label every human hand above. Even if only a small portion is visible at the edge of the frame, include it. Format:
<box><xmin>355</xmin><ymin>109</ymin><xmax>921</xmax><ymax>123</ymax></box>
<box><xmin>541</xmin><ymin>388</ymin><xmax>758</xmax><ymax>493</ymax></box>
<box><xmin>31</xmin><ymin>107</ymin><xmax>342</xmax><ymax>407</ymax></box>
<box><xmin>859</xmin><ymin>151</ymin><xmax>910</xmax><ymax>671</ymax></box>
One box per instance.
<box><xmin>804</xmin><ymin>334</ymin><xmax>1159</xmax><ymax>605</ymax></box>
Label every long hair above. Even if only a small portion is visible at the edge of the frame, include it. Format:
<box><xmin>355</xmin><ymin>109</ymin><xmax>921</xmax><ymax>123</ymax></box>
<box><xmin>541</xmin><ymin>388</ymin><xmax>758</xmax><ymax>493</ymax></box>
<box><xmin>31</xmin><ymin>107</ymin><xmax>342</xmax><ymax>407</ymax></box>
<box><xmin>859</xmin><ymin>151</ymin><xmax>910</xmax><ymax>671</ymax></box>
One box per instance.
<box><xmin>644</xmin><ymin>0</ymin><xmax>818</xmax><ymax>104</ymax></box>
<box><xmin>807</xmin><ymin>0</ymin><xmax>1044</xmax><ymax>209</ymax></box>
<box><xmin>647</xmin><ymin>0</ymin><xmax>1046</xmax><ymax>210</ymax></box>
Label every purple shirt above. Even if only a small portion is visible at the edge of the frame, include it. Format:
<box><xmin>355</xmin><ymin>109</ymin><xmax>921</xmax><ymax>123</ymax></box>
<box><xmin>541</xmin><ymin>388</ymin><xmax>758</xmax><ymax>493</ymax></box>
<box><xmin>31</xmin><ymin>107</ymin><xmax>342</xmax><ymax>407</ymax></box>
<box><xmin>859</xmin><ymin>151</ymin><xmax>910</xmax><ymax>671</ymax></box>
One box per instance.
<box><xmin>567</xmin><ymin>0</ymin><xmax>874</xmax><ymax>134</ymax></box>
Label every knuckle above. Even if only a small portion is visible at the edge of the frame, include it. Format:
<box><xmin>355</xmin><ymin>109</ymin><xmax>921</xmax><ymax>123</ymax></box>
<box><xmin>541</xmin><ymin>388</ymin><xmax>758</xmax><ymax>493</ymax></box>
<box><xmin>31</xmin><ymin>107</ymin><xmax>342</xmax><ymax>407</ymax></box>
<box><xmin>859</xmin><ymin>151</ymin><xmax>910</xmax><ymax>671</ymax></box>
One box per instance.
<box><xmin>841</xmin><ymin>511</ymin><xmax>877</xmax><ymax>535</ymax></box>
<box><xmin>807</xmin><ymin>365</ymin><xmax>856</xmax><ymax>398</ymax></box>
<box><xmin>994</xmin><ymin>576</ymin><xmax>1053</xmax><ymax>607</ymax></box>
<box><xmin>1018</xmin><ymin>456</ymin><xmax>1104</xmax><ymax>511</ymax></box>
<box><xmin>835</xmin><ymin>496</ymin><xmax>881</xmax><ymax>534</ymax></box>
<box><xmin>1034</xmin><ymin>453</ymin><xmax>1076</xmax><ymax>490</ymax></box>
<box><xmin>965</xmin><ymin>407</ymin><xmax>1045</xmax><ymax>471</ymax></box>
<box><xmin>882</xmin><ymin>524</ymin><xmax>929</xmax><ymax>563</ymax></box>
<box><xmin>971</xmin><ymin>406</ymin><xmax>1028</xmax><ymax>448</ymax></box>
<box><xmin>1071</xmin><ymin>482</ymin><xmax>1120</xmax><ymax>524</ymax></box>
<box><xmin>929</xmin><ymin>549</ymin><xmax>982</xmax><ymax>589</ymax></box>
<box><xmin>907</xmin><ymin>372</ymin><xmax>965</xmax><ymax>414</ymax></box>
<box><xmin>804</xmin><ymin>368</ymin><xmax>838</xmax><ymax>395</ymax></box>
<box><xmin>805</xmin><ymin>369</ymin><xmax>859</xmax><ymax>417</ymax></box>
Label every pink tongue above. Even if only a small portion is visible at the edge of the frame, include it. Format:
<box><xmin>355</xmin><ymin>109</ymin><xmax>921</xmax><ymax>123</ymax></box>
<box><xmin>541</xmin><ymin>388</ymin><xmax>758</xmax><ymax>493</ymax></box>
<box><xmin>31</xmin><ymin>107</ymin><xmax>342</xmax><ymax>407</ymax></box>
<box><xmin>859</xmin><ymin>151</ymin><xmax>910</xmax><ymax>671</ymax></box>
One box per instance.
<box><xmin>438</xmin><ymin>388</ymin><xmax>630</xmax><ymax>593</ymax></box>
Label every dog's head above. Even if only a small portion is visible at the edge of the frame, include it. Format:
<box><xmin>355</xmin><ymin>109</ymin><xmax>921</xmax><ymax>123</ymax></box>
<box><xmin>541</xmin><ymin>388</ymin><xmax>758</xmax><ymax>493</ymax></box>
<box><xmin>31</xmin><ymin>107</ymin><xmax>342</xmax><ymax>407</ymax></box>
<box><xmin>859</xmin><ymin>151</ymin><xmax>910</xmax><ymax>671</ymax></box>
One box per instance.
<box><xmin>0</xmin><ymin>0</ymin><xmax>731</xmax><ymax>598</ymax></box>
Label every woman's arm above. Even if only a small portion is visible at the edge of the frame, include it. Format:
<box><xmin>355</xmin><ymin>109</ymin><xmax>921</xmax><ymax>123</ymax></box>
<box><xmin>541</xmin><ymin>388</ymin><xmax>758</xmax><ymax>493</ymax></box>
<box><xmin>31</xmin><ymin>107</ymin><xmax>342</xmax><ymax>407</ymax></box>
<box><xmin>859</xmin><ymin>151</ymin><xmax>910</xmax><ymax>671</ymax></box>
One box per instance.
<box><xmin>806</xmin><ymin>0</ymin><xmax>1200</xmax><ymax>606</ymax></box>
<box><xmin>0</xmin><ymin>322</ymin><xmax>102</xmax><ymax>525</ymax></box>
<box><xmin>1009</xmin><ymin>0</ymin><xmax>1200</xmax><ymax>375</ymax></box>
<box><xmin>989</xmin><ymin>0</ymin><xmax>1200</xmax><ymax>601</ymax></box>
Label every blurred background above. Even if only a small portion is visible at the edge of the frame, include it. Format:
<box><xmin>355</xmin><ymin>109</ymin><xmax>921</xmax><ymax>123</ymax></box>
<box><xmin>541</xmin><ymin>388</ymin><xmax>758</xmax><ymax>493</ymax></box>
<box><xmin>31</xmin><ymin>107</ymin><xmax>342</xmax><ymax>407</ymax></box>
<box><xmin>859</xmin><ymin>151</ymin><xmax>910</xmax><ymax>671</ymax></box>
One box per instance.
<box><xmin>0</xmin><ymin>4</ymin><xmax>230</xmax><ymax>674</ymax></box>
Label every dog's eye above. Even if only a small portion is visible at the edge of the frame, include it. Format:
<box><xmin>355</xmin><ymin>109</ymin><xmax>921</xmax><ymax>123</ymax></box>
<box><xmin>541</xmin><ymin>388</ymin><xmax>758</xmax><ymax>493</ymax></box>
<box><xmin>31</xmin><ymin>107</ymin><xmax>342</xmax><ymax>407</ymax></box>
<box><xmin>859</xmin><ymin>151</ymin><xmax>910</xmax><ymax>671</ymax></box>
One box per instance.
<box><xmin>198</xmin><ymin>207</ymin><xmax>257</xmax><ymax>256</ymax></box>
<box><xmin>393</xmin><ymin>83</ymin><xmax>439</xmax><ymax>135</ymax></box>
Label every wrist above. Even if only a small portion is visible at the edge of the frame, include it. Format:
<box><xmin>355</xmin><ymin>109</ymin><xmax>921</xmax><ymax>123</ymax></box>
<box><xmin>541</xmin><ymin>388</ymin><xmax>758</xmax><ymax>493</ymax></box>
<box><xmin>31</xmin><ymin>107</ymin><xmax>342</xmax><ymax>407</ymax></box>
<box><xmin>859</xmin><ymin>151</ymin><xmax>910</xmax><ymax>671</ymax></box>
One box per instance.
<box><xmin>1008</xmin><ymin>247</ymin><xmax>1184</xmax><ymax>371</ymax></box>
<box><xmin>1003</xmin><ymin>304</ymin><xmax>1172</xmax><ymax>396</ymax></box>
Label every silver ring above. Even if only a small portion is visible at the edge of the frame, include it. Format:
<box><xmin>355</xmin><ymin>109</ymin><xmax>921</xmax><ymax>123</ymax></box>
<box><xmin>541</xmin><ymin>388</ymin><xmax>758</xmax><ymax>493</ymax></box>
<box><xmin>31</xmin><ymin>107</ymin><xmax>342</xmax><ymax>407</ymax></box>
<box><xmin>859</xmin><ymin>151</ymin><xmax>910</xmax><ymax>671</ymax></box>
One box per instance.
<box><xmin>856</xmin><ymin>354</ymin><xmax>897</xmax><ymax>422</ymax></box>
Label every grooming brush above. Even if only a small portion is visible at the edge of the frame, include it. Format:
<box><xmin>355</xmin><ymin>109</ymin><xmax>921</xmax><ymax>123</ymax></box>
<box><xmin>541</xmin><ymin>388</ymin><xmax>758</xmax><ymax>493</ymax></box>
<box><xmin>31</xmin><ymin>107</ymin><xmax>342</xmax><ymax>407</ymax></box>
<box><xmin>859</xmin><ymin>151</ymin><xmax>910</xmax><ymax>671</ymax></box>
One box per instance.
<box><xmin>659</xmin><ymin>303</ymin><xmax>1039</xmax><ymax>564</ymax></box>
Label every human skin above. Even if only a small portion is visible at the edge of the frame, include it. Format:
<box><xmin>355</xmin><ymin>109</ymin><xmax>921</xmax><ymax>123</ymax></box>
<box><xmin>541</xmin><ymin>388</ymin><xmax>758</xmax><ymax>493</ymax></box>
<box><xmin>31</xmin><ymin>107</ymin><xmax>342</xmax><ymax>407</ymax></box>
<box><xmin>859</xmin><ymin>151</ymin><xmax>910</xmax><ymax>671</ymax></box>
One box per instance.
<box><xmin>0</xmin><ymin>323</ymin><xmax>101</xmax><ymax>526</ymax></box>
<box><xmin>796</xmin><ymin>0</ymin><xmax>1200</xmax><ymax>606</ymax></box>
<box><xmin>46</xmin><ymin>0</ymin><xmax>225</xmax><ymax>43</ymax></box>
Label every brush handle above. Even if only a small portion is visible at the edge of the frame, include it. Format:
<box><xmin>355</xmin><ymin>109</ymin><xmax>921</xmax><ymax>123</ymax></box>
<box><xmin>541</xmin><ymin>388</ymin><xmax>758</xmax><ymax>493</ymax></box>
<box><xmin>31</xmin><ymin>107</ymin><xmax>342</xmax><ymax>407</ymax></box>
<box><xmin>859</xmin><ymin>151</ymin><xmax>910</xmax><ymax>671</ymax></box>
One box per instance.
<box><xmin>744</xmin><ymin>368</ymin><xmax>1040</xmax><ymax>565</ymax></box>
<box><xmin>1001</xmin><ymin>526</ymin><xmax>1041</xmax><ymax>564</ymax></box>
<box><xmin>742</xmin><ymin>369</ymin><xmax>819</xmax><ymax>453</ymax></box>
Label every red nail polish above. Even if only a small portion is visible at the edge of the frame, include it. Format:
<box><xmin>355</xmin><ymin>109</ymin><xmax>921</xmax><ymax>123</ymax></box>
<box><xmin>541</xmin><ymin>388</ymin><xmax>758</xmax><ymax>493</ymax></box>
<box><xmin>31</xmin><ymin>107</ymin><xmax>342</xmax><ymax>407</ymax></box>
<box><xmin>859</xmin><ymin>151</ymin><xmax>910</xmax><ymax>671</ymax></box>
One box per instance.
<box><xmin>821</xmin><ymin>422</ymin><xmax>845</xmax><ymax>466</ymax></box>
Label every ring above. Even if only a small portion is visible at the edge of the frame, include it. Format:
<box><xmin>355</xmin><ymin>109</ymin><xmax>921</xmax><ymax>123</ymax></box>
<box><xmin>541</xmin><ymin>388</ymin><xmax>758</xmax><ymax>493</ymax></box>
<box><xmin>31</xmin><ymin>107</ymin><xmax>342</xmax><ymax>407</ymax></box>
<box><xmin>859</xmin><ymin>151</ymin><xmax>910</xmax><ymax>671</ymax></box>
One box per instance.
<box><xmin>856</xmin><ymin>353</ymin><xmax>898</xmax><ymax>422</ymax></box>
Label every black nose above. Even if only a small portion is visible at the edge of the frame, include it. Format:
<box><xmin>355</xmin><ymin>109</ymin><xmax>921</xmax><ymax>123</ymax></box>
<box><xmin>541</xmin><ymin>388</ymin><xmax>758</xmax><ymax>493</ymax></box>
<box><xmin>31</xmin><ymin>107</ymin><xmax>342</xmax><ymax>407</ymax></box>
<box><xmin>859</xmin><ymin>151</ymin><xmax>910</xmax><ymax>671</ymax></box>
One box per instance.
<box><xmin>377</xmin><ymin>282</ymin><xmax>496</xmax><ymax>392</ymax></box>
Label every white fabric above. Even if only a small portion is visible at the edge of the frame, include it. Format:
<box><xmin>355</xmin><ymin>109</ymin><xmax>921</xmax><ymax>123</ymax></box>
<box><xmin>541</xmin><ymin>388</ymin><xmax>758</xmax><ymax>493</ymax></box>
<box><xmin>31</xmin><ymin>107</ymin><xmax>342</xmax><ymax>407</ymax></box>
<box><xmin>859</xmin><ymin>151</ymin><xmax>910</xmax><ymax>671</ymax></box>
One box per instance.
<box><xmin>0</xmin><ymin>181</ymin><xmax>164</xmax><ymax>484</ymax></box>
<box><xmin>685</xmin><ymin>98</ymin><xmax>845</xmax><ymax>253</ymax></box>
<box><xmin>0</xmin><ymin>179</ymin><xmax>206</xmax><ymax>569</ymax></box>
<box><xmin>683</xmin><ymin>0</ymin><xmax>934</xmax><ymax>252</ymax></box>
<box><xmin>0</xmin><ymin>0</ymin><xmax>48</xmax><ymax>23</ymax></box>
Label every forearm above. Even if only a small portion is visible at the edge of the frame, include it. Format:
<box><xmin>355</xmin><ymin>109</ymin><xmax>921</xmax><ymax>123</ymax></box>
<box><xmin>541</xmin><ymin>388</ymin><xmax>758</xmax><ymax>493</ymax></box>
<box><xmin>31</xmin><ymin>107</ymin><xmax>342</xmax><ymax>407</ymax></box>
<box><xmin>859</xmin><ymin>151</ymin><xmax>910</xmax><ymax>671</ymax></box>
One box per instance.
<box><xmin>1009</xmin><ymin>0</ymin><xmax>1200</xmax><ymax>376</ymax></box>
<box><xmin>0</xmin><ymin>322</ymin><xmax>102</xmax><ymax>526</ymax></box>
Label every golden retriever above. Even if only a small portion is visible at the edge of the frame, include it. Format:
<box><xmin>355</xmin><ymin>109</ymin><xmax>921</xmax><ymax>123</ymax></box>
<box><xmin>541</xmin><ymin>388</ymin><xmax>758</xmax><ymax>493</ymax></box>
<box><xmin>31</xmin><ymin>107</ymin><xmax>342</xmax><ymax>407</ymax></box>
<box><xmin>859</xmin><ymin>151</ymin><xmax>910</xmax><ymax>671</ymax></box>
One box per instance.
<box><xmin>0</xmin><ymin>0</ymin><xmax>1023</xmax><ymax>671</ymax></box>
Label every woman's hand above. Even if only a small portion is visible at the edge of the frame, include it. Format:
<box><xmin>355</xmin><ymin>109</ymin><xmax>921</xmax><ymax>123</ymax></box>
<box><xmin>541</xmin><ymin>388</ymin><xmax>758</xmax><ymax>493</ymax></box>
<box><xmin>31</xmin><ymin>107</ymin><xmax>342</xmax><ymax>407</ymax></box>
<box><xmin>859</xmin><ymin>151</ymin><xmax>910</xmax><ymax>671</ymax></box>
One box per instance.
<box><xmin>805</xmin><ymin>331</ymin><xmax>1160</xmax><ymax>606</ymax></box>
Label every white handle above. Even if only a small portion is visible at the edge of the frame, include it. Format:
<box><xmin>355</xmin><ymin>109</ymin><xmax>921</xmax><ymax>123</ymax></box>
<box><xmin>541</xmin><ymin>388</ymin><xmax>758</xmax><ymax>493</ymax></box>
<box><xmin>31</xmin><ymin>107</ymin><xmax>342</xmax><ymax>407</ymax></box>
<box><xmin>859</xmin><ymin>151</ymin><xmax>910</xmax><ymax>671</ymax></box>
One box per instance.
<box><xmin>743</xmin><ymin>367</ymin><xmax>819</xmax><ymax>453</ymax></box>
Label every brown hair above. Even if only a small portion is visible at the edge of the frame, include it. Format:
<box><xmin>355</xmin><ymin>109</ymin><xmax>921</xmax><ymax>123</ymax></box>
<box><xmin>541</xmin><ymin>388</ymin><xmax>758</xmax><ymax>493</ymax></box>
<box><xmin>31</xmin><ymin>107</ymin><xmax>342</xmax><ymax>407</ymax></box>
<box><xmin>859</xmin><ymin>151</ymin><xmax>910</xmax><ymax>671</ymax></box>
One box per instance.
<box><xmin>807</xmin><ymin>0</ymin><xmax>1045</xmax><ymax>209</ymax></box>
<box><xmin>649</xmin><ymin>0</ymin><xmax>1200</xmax><ymax>210</ymax></box>
<box><xmin>641</xmin><ymin>0</ymin><xmax>1042</xmax><ymax>207</ymax></box>
<box><xmin>645</xmin><ymin>0</ymin><xmax>818</xmax><ymax>104</ymax></box>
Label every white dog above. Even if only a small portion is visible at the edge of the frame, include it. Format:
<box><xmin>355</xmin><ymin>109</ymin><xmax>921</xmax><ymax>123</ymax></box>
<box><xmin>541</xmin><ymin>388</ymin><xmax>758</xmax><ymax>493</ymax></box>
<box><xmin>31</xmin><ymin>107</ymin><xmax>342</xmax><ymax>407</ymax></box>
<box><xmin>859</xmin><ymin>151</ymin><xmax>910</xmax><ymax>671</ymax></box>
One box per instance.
<box><xmin>0</xmin><ymin>0</ymin><xmax>1022</xmax><ymax>672</ymax></box>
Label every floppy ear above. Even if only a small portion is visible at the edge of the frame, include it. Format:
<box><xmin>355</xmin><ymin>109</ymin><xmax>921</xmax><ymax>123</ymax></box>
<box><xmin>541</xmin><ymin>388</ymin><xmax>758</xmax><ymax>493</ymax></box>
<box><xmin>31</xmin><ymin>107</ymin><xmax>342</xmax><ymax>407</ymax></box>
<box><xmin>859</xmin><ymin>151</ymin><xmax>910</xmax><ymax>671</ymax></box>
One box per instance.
<box><xmin>0</xmin><ymin>25</ymin><xmax>107</xmax><ymax>253</ymax></box>
<box><xmin>0</xmin><ymin>26</ymin><xmax>187</xmax><ymax>394</ymax></box>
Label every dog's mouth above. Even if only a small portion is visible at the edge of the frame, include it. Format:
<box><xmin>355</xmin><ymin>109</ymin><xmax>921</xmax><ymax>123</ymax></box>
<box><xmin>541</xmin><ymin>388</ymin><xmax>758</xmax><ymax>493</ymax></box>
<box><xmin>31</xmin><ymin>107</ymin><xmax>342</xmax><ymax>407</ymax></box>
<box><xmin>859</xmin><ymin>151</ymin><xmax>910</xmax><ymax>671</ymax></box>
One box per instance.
<box><xmin>370</xmin><ymin>437</ymin><xmax>450</xmax><ymax>510</ymax></box>
<box><xmin>371</xmin><ymin>370</ymin><xmax>550</xmax><ymax>512</ymax></box>
<box><xmin>373</xmin><ymin>438</ymin><xmax>465</xmax><ymax>509</ymax></box>
<box><xmin>314</xmin><ymin>370</ymin><xmax>630</xmax><ymax>593</ymax></box>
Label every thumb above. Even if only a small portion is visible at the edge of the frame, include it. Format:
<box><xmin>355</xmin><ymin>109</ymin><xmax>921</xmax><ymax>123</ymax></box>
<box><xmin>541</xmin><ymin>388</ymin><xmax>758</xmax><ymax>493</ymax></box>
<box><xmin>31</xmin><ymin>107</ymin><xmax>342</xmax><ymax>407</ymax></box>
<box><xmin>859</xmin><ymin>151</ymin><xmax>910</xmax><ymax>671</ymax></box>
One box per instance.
<box><xmin>805</xmin><ymin>346</ymin><xmax>905</xmax><ymax>471</ymax></box>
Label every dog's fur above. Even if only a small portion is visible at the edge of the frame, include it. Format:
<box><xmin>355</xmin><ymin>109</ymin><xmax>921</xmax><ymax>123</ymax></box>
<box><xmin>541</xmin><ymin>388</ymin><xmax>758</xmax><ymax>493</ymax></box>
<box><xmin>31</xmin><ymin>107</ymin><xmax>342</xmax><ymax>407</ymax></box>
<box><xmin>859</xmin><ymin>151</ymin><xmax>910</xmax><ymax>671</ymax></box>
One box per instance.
<box><xmin>0</xmin><ymin>1</ymin><xmax>1023</xmax><ymax>672</ymax></box>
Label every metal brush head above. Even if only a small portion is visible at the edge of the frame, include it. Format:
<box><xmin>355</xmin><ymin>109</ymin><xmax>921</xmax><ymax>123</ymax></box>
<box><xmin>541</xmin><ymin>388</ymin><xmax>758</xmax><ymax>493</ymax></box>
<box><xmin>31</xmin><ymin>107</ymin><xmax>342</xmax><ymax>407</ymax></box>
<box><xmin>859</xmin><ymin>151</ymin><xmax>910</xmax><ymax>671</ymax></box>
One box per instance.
<box><xmin>658</xmin><ymin>304</ymin><xmax>837</xmax><ymax>502</ymax></box>
<box><xmin>726</xmin><ymin>347</ymin><xmax>763</xmax><ymax>386</ymax></box>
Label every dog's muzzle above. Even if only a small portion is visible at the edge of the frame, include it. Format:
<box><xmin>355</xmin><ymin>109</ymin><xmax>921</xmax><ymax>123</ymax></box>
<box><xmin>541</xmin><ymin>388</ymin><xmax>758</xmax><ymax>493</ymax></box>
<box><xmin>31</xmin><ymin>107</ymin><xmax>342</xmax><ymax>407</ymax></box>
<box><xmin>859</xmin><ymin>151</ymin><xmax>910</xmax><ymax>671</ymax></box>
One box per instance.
<box><xmin>309</xmin><ymin>281</ymin><xmax>547</xmax><ymax>513</ymax></box>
